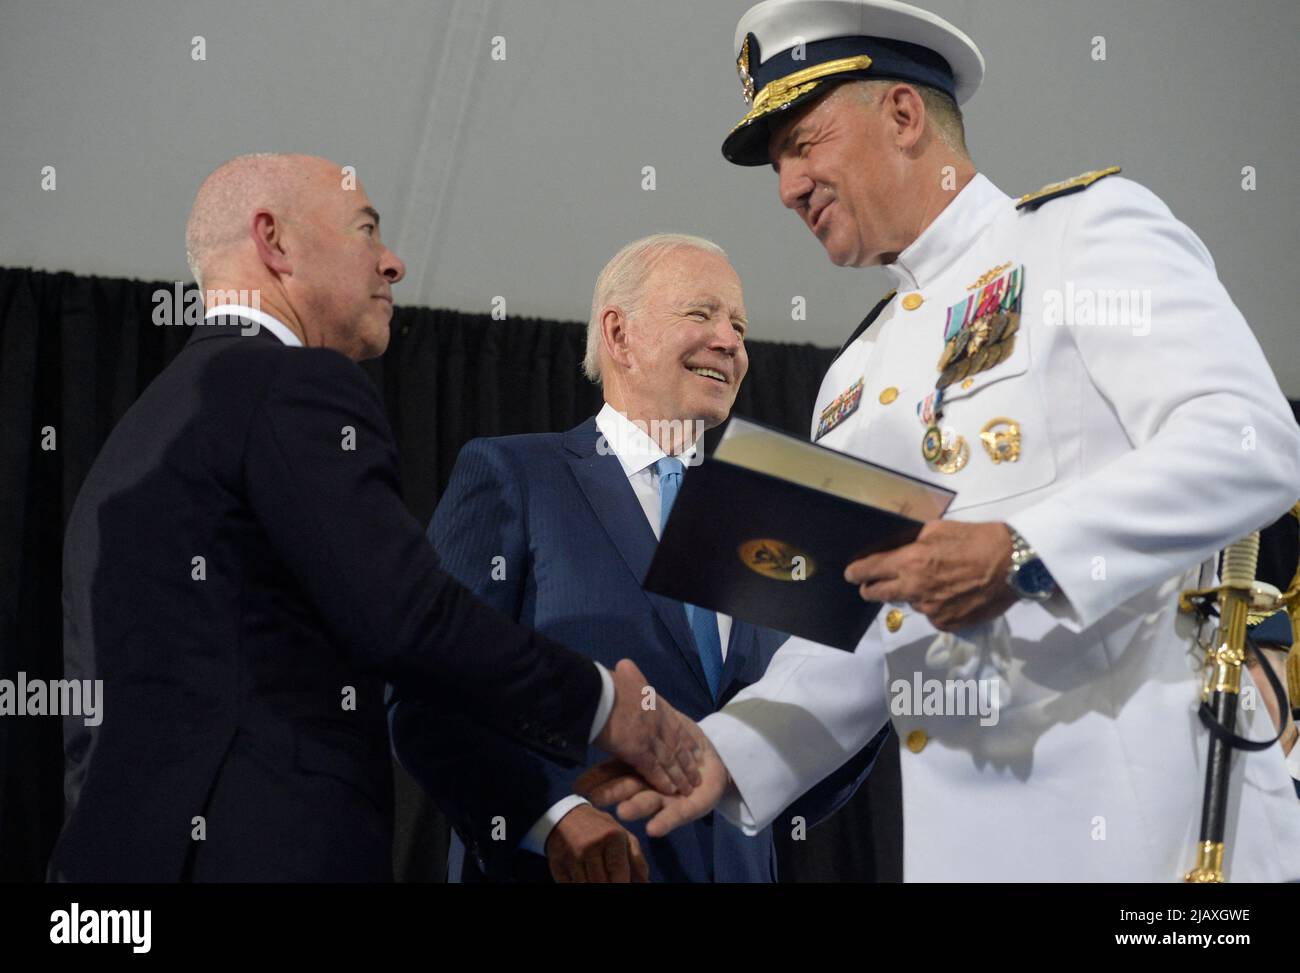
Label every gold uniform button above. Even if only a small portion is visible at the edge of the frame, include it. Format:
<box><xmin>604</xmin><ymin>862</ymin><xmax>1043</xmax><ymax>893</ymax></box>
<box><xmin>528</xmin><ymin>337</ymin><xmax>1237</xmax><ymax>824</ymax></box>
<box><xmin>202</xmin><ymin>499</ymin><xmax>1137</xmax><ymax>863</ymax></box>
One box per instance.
<box><xmin>961</xmin><ymin>378</ymin><xmax>974</xmax><ymax>390</ymax></box>
<box><xmin>906</xmin><ymin>729</ymin><xmax>928</xmax><ymax>753</ymax></box>
<box><xmin>878</xmin><ymin>386</ymin><xmax>899</xmax><ymax>405</ymax></box>
<box><xmin>885</xmin><ymin>608</ymin><xmax>904</xmax><ymax>632</ymax></box>
<box><xmin>901</xmin><ymin>293</ymin><xmax>924</xmax><ymax>311</ymax></box>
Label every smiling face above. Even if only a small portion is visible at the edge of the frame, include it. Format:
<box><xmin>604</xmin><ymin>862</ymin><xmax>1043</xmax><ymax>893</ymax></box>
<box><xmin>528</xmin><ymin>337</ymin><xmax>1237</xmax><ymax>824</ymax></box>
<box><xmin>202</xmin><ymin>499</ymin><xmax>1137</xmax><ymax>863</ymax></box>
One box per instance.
<box><xmin>604</xmin><ymin>247</ymin><xmax>749</xmax><ymax>433</ymax></box>
<box><xmin>287</xmin><ymin>161</ymin><xmax>406</xmax><ymax>360</ymax></box>
<box><xmin>767</xmin><ymin>83</ymin><xmax>916</xmax><ymax>268</ymax></box>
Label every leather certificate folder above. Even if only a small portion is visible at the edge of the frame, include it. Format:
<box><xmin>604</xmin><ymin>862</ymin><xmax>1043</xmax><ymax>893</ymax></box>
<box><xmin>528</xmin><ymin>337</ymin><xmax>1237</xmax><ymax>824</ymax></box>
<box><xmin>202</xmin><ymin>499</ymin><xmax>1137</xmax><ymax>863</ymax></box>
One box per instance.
<box><xmin>643</xmin><ymin>416</ymin><xmax>955</xmax><ymax>650</ymax></box>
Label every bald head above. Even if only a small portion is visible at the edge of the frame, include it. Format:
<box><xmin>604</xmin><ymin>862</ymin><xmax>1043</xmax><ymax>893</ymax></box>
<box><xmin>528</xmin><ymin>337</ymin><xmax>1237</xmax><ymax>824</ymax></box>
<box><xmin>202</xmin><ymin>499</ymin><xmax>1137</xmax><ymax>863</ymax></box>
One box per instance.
<box><xmin>183</xmin><ymin>152</ymin><xmax>405</xmax><ymax>361</ymax></box>
<box><xmin>185</xmin><ymin>153</ymin><xmax>326</xmax><ymax>290</ymax></box>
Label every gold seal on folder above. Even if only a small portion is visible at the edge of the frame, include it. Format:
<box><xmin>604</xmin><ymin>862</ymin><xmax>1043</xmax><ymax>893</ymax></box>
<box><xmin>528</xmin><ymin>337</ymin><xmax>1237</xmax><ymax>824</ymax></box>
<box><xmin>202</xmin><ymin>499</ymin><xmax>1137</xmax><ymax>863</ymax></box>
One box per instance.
<box><xmin>738</xmin><ymin>539</ymin><xmax>816</xmax><ymax>582</ymax></box>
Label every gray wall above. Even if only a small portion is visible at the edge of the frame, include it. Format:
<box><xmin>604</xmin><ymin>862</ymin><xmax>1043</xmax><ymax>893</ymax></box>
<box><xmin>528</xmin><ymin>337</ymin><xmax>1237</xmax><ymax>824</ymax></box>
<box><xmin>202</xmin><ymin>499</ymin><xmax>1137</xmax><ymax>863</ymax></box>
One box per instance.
<box><xmin>2</xmin><ymin>0</ymin><xmax>1296</xmax><ymax>393</ymax></box>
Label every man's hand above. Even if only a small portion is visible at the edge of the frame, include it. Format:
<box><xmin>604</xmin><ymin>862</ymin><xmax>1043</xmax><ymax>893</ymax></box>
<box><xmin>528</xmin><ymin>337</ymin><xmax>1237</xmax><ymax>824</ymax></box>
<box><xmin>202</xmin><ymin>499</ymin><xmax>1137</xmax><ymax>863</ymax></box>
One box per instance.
<box><xmin>579</xmin><ymin>717</ymin><xmax>728</xmax><ymax>838</ymax></box>
<box><xmin>845</xmin><ymin>520</ymin><xmax>1020</xmax><ymax>632</ymax></box>
<box><xmin>544</xmin><ymin>804</ymin><xmax>649</xmax><ymax>883</ymax></box>
<box><xmin>593</xmin><ymin>659</ymin><xmax>701</xmax><ymax>797</ymax></box>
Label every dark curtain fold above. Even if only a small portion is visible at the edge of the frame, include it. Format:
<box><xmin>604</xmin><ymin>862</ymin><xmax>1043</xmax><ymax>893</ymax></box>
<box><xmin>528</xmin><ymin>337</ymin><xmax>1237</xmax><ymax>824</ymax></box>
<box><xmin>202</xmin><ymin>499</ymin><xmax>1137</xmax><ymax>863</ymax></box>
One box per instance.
<box><xmin>0</xmin><ymin>266</ymin><xmax>905</xmax><ymax>883</ymax></box>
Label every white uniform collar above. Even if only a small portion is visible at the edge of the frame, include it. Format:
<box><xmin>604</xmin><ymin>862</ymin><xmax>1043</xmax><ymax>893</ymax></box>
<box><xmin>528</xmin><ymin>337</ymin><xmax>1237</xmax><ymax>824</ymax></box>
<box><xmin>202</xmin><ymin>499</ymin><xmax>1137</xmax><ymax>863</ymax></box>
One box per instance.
<box><xmin>594</xmin><ymin>402</ymin><xmax>700</xmax><ymax>479</ymax></box>
<box><xmin>882</xmin><ymin>172</ymin><xmax>1010</xmax><ymax>292</ymax></box>
<box><xmin>204</xmin><ymin>304</ymin><xmax>303</xmax><ymax>347</ymax></box>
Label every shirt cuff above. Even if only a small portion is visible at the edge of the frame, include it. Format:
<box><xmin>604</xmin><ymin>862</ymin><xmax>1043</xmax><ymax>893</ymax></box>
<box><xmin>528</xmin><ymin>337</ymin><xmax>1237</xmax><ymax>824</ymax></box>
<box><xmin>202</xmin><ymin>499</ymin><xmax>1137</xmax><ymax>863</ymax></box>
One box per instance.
<box><xmin>520</xmin><ymin>795</ymin><xmax>591</xmax><ymax>856</ymax></box>
<box><xmin>588</xmin><ymin>663</ymin><xmax>616</xmax><ymax>742</ymax></box>
<box><xmin>698</xmin><ymin>710</ymin><xmax>779</xmax><ymax>837</ymax></box>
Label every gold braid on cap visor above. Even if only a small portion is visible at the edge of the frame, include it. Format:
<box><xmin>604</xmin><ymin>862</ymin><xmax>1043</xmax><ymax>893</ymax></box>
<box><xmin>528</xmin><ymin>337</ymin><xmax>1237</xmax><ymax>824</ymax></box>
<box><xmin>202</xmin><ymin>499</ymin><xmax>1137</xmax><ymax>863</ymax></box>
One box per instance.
<box><xmin>730</xmin><ymin>54</ymin><xmax>874</xmax><ymax>133</ymax></box>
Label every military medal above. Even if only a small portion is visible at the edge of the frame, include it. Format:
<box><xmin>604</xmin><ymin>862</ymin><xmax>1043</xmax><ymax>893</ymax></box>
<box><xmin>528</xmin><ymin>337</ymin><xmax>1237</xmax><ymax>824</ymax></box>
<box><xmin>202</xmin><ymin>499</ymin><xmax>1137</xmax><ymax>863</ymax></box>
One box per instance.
<box><xmin>934</xmin><ymin>430</ymin><xmax>969</xmax><ymax>474</ymax></box>
<box><xmin>986</xmin><ymin>310</ymin><xmax>1009</xmax><ymax>345</ymax></box>
<box><xmin>988</xmin><ymin>339</ymin><xmax>1012</xmax><ymax>368</ymax></box>
<box><xmin>919</xmin><ymin>264</ymin><xmax>1027</xmax><ymax>473</ymax></box>
<box><xmin>936</xmin><ymin>265</ymin><xmax>1025</xmax><ymax>390</ymax></box>
<box><xmin>921</xmin><ymin>427</ymin><xmax>943</xmax><ymax>462</ymax></box>
<box><xmin>918</xmin><ymin>390</ymin><xmax>944</xmax><ymax>462</ymax></box>
<box><xmin>936</xmin><ymin>335</ymin><xmax>960</xmax><ymax>372</ymax></box>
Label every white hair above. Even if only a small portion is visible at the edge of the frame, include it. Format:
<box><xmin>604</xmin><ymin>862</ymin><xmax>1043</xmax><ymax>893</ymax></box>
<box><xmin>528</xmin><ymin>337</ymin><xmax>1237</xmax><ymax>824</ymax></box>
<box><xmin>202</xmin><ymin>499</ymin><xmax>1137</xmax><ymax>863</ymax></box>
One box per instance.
<box><xmin>583</xmin><ymin>233</ymin><xmax>728</xmax><ymax>383</ymax></box>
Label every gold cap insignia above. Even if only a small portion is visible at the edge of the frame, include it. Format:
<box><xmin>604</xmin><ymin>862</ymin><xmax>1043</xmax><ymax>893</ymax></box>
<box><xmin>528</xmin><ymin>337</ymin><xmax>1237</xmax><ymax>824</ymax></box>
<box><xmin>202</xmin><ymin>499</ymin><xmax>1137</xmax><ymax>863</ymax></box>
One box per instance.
<box><xmin>728</xmin><ymin>54</ymin><xmax>874</xmax><ymax>136</ymax></box>
<box><xmin>737</xmin><ymin>35</ymin><xmax>755</xmax><ymax>105</ymax></box>
<box><xmin>738</xmin><ymin>538</ymin><xmax>815</xmax><ymax>582</ymax></box>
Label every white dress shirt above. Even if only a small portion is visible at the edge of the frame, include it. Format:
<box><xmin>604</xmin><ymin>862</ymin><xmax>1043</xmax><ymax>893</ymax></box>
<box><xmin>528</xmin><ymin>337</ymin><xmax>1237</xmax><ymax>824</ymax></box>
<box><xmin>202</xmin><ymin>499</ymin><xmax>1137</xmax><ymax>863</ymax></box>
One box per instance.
<box><xmin>205</xmin><ymin>304</ymin><xmax>617</xmax><ymax>770</ymax></box>
<box><xmin>204</xmin><ymin>304</ymin><xmax>303</xmax><ymax>346</ymax></box>
<box><xmin>593</xmin><ymin>403</ymin><xmax>733</xmax><ymax>654</ymax></box>
<box><xmin>520</xmin><ymin>403</ymin><xmax>731</xmax><ymax>854</ymax></box>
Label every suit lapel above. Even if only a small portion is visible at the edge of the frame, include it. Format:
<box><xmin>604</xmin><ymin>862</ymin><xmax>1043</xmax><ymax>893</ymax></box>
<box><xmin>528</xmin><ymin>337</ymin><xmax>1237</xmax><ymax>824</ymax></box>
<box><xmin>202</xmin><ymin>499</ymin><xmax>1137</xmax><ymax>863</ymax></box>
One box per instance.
<box><xmin>564</xmin><ymin>418</ymin><xmax>711</xmax><ymax>698</ymax></box>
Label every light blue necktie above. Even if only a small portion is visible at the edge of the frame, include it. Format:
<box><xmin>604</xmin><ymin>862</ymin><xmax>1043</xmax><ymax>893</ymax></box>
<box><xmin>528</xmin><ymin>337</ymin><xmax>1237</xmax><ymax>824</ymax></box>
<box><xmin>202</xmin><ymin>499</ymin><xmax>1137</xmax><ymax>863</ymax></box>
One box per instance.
<box><xmin>654</xmin><ymin>456</ymin><xmax>723</xmax><ymax>699</ymax></box>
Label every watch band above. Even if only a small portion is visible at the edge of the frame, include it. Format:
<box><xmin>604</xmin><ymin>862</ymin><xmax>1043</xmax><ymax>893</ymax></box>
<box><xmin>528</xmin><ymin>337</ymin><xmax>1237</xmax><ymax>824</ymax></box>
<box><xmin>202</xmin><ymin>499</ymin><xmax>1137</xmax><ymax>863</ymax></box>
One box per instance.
<box><xmin>1007</xmin><ymin>528</ymin><xmax>1055</xmax><ymax>600</ymax></box>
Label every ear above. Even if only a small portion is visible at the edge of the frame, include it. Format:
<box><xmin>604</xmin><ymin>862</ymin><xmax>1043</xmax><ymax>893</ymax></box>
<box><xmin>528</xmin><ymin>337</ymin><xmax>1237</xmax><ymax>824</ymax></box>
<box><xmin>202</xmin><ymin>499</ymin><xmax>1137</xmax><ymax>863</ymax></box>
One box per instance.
<box><xmin>250</xmin><ymin>209</ymin><xmax>294</xmax><ymax>278</ymax></box>
<box><xmin>600</xmin><ymin>305</ymin><xmax>634</xmax><ymax>371</ymax></box>
<box><xmin>883</xmin><ymin>83</ymin><xmax>926</xmax><ymax>152</ymax></box>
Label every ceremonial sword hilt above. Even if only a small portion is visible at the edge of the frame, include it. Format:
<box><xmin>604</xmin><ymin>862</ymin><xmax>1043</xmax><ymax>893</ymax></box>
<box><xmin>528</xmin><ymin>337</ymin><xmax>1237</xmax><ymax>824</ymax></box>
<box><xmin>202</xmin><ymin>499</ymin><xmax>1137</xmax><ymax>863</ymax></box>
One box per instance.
<box><xmin>1181</xmin><ymin>531</ymin><xmax>1260</xmax><ymax>883</ymax></box>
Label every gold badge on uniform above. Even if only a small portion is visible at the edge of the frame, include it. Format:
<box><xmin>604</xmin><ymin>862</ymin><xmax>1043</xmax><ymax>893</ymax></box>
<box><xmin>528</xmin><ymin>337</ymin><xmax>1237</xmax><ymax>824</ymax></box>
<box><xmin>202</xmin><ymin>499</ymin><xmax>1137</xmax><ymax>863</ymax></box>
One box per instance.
<box><xmin>921</xmin><ymin>424</ymin><xmax>943</xmax><ymax>463</ymax></box>
<box><xmin>737</xmin><ymin>35</ymin><xmax>755</xmax><ymax>104</ymax></box>
<box><xmin>966</xmin><ymin>262</ymin><xmax>1013</xmax><ymax>291</ymax></box>
<box><xmin>979</xmin><ymin>417</ymin><xmax>1022</xmax><ymax>463</ymax></box>
<box><xmin>933</xmin><ymin>429</ymin><xmax>969</xmax><ymax>474</ymax></box>
<box><xmin>815</xmin><ymin>377</ymin><xmax>863</xmax><ymax>441</ymax></box>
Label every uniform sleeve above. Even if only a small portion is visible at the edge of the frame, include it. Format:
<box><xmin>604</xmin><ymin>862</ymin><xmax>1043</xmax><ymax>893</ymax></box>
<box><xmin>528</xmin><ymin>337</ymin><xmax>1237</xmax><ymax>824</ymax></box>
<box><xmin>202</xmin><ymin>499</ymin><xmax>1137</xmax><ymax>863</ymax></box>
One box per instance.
<box><xmin>1008</xmin><ymin>178</ymin><xmax>1300</xmax><ymax>630</ymax></box>
<box><xmin>700</xmin><ymin>634</ymin><xmax>889</xmax><ymax>834</ymax></box>
<box><xmin>244</xmin><ymin>350</ymin><xmax>601</xmax><ymax>766</ymax></box>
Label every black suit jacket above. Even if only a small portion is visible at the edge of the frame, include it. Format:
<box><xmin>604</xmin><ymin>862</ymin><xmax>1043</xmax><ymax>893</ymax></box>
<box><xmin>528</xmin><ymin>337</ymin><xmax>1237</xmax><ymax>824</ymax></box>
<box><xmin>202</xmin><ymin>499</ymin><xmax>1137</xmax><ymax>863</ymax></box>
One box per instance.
<box><xmin>49</xmin><ymin>321</ymin><xmax>601</xmax><ymax>882</ymax></box>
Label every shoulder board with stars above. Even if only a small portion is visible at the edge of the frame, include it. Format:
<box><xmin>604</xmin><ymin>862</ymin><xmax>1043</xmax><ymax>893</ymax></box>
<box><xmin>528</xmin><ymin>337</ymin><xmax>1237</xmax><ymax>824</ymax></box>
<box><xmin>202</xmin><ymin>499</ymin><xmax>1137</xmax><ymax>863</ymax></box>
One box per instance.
<box><xmin>1015</xmin><ymin>166</ymin><xmax>1122</xmax><ymax>212</ymax></box>
<box><xmin>830</xmin><ymin>290</ymin><xmax>896</xmax><ymax>364</ymax></box>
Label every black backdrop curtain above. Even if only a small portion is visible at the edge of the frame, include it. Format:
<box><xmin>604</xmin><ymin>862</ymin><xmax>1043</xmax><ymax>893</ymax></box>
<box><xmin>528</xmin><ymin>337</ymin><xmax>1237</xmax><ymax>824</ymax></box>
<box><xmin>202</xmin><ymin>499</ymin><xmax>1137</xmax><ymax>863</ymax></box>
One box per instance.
<box><xmin>0</xmin><ymin>266</ymin><xmax>904</xmax><ymax>883</ymax></box>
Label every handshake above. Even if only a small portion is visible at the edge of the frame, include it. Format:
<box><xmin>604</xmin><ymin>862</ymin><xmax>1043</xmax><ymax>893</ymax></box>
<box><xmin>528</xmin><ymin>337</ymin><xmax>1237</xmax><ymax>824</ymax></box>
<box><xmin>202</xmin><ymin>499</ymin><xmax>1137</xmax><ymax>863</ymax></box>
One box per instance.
<box><xmin>563</xmin><ymin>659</ymin><xmax>730</xmax><ymax>883</ymax></box>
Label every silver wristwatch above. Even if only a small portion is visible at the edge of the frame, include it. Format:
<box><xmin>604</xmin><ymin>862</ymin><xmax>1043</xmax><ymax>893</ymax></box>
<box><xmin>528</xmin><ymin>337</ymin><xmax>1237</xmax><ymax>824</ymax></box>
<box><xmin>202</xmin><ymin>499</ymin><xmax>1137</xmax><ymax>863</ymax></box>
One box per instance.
<box><xmin>1006</xmin><ymin>528</ymin><xmax>1056</xmax><ymax>601</ymax></box>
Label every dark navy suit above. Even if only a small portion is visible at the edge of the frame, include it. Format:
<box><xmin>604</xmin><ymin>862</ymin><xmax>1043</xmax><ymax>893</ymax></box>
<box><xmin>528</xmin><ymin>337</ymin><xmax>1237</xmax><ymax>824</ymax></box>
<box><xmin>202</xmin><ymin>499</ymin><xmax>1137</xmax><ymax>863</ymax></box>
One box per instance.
<box><xmin>49</xmin><ymin>321</ymin><xmax>601</xmax><ymax>882</ymax></box>
<box><xmin>390</xmin><ymin>415</ymin><xmax>881</xmax><ymax>882</ymax></box>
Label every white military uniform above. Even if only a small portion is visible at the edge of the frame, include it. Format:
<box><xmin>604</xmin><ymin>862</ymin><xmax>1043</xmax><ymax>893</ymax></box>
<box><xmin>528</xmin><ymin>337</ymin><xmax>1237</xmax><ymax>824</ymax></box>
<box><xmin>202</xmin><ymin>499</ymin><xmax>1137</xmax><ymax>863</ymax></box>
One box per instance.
<box><xmin>701</xmin><ymin>170</ymin><xmax>1300</xmax><ymax>881</ymax></box>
